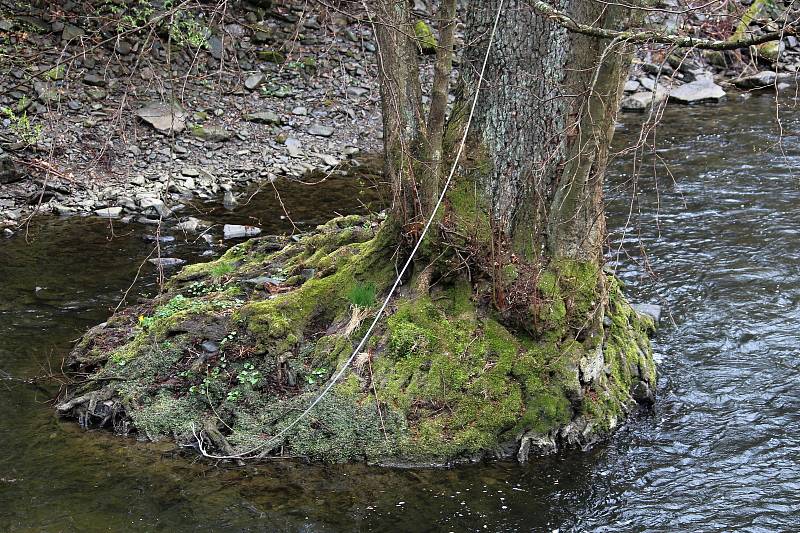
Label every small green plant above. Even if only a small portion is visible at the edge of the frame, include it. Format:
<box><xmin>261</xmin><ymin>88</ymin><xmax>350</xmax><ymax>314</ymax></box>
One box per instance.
<box><xmin>237</xmin><ymin>362</ymin><xmax>261</xmax><ymax>387</ymax></box>
<box><xmin>168</xmin><ymin>11</ymin><xmax>210</xmax><ymax>48</ymax></box>
<box><xmin>138</xmin><ymin>294</ymin><xmax>191</xmax><ymax>329</ymax></box>
<box><xmin>219</xmin><ymin>330</ymin><xmax>238</xmax><ymax>348</ymax></box>
<box><xmin>1</xmin><ymin>106</ymin><xmax>43</xmax><ymax>145</ymax></box>
<box><xmin>347</xmin><ymin>282</ymin><xmax>377</xmax><ymax>308</ymax></box>
<box><xmin>210</xmin><ymin>262</ymin><xmax>234</xmax><ymax>279</ymax></box>
<box><xmin>305</xmin><ymin>367</ymin><xmax>328</xmax><ymax>385</ymax></box>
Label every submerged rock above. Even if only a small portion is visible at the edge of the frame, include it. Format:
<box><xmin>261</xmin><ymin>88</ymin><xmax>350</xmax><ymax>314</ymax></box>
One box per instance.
<box><xmin>632</xmin><ymin>303</ymin><xmax>662</xmax><ymax>324</ymax></box>
<box><xmin>148</xmin><ymin>257</ymin><xmax>186</xmax><ymax>267</ymax></box>
<box><xmin>669</xmin><ymin>78</ymin><xmax>725</xmax><ymax>104</ymax></box>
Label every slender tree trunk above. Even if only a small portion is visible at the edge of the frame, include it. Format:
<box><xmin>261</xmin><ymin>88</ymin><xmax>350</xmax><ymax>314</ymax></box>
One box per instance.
<box><xmin>373</xmin><ymin>0</ymin><xmax>427</xmax><ymax>231</ymax></box>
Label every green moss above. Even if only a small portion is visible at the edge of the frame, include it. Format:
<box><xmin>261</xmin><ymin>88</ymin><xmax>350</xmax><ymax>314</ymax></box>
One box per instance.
<box><xmin>62</xmin><ymin>214</ymin><xmax>656</xmax><ymax>464</ymax></box>
<box><xmin>414</xmin><ymin>20</ymin><xmax>437</xmax><ymax>54</ymax></box>
<box><xmin>130</xmin><ymin>392</ymin><xmax>202</xmax><ymax>441</ymax></box>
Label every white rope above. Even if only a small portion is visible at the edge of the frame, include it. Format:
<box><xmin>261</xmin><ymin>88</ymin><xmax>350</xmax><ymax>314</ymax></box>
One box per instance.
<box><xmin>196</xmin><ymin>0</ymin><xmax>506</xmax><ymax>460</ymax></box>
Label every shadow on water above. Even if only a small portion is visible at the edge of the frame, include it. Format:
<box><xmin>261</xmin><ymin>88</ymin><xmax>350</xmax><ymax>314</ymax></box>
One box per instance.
<box><xmin>1</xmin><ymin>95</ymin><xmax>799</xmax><ymax>531</ymax></box>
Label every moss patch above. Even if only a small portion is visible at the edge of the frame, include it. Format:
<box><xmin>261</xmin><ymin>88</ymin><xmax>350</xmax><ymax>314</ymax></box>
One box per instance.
<box><xmin>59</xmin><ymin>215</ymin><xmax>656</xmax><ymax>465</ymax></box>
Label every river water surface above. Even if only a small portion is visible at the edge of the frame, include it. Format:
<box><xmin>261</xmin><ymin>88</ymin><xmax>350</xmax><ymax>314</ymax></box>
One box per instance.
<box><xmin>1</xmin><ymin>96</ymin><xmax>798</xmax><ymax>531</ymax></box>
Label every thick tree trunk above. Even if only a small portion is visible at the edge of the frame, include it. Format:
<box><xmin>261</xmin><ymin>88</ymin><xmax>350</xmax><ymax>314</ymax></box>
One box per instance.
<box><xmin>442</xmin><ymin>0</ymin><xmax>640</xmax><ymax>335</ymax></box>
<box><xmin>459</xmin><ymin>0</ymin><xmax>635</xmax><ymax>257</ymax></box>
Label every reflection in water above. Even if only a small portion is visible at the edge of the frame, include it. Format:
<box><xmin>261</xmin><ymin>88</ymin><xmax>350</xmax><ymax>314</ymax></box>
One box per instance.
<box><xmin>1</xmin><ymin>96</ymin><xmax>799</xmax><ymax>531</ymax></box>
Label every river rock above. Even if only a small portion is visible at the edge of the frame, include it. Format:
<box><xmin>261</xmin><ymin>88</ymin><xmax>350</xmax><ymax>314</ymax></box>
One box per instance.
<box><xmin>62</xmin><ymin>23</ymin><xmax>84</xmax><ymax>41</ymax></box>
<box><xmin>148</xmin><ymin>257</ymin><xmax>186</xmax><ymax>267</ymax></box>
<box><xmin>176</xmin><ymin>217</ymin><xmax>201</xmax><ymax>232</ymax></box>
<box><xmin>0</xmin><ymin>156</ymin><xmax>21</xmax><ymax>184</ymax></box>
<box><xmin>135</xmin><ymin>102</ymin><xmax>186</xmax><ymax>133</ymax></box>
<box><xmin>243</xmin><ymin>111</ymin><xmax>281</xmax><ymax>124</ymax></box>
<box><xmin>95</xmin><ymin>206</ymin><xmax>122</xmax><ymax>217</ymax></box>
<box><xmin>83</xmin><ymin>73</ymin><xmax>106</xmax><ymax>86</ymax></box>
<box><xmin>632</xmin><ymin>303</ymin><xmax>662</xmax><ymax>324</ymax></box>
<box><xmin>668</xmin><ymin>78</ymin><xmax>725</xmax><ymax>104</ymax></box>
<box><xmin>308</xmin><ymin>124</ymin><xmax>334</xmax><ymax>137</ymax></box>
<box><xmin>244</xmin><ymin>73</ymin><xmax>265</xmax><ymax>91</ymax></box>
<box><xmin>190</xmin><ymin>125</ymin><xmax>231</xmax><ymax>142</ymax></box>
<box><xmin>285</xmin><ymin>138</ymin><xmax>303</xmax><ymax>157</ymax></box>
<box><xmin>620</xmin><ymin>90</ymin><xmax>664</xmax><ymax>112</ymax></box>
<box><xmin>223</xmin><ymin>224</ymin><xmax>261</xmax><ymax>239</ymax></box>
<box><xmin>579</xmin><ymin>345</ymin><xmax>604</xmax><ymax>384</ymax></box>
<box><xmin>623</xmin><ymin>80</ymin><xmax>640</xmax><ymax>93</ymax></box>
<box><xmin>733</xmin><ymin>71</ymin><xmax>780</xmax><ymax>90</ymax></box>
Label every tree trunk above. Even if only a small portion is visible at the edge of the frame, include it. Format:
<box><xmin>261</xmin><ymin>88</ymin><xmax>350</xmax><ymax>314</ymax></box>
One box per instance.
<box><xmin>438</xmin><ymin>0</ymin><xmax>640</xmax><ymax>336</ymax></box>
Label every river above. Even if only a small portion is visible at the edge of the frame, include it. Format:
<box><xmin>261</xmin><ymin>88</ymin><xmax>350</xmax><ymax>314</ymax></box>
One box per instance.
<box><xmin>1</xmin><ymin>95</ymin><xmax>798</xmax><ymax>531</ymax></box>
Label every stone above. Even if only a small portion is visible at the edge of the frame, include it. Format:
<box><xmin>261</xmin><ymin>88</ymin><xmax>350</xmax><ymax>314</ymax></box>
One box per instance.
<box><xmin>346</xmin><ymin>86</ymin><xmax>369</xmax><ymax>97</ymax></box>
<box><xmin>318</xmin><ymin>153</ymin><xmax>339</xmax><ymax>167</ymax></box>
<box><xmin>285</xmin><ymin>138</ymin><xmax>302</xmax><ymax>157</ymax></box>
<box><xmin>243</xmin><ymin>276</ymin><xmax>284</xmax><ymax>287</ymax></box>
<box><xmin>257</xmin><ymin>50</ymin><xmax>285</xmax><ymax>63</ymax></box>
<box><xmin>139</xmin><ymin>197</ymin><xmax>172</xmax><ymax>217</ymax></box>
<box><xmin>223</xmin><ymin>190</ymin><xmax>238</xmax><ymax>209</ymax></box>
<box><xmin>757</xmin><ymin>41</ymin><xmax>783</xmax><ymax>62</ymax></box>
<box><xmin>223</xmin><ymin>224</ymin><xmax>261</xmax><ymax>239</ymax></box>
<box><xmin>0</xmin><ymin>156</ymin><xmax>21</xmax><ymax>184</ymax></box>
<box><xmin>208</xmin><ymin>36</ymin><xmax>223</xmax><ymax>60</ymax></box>
<box><xmin>244</xmin><ymin>73</ymin><xmax>265</xmax><ymax>91</ymax></box>
<box><xmin>620</xmin><ymin>91</ymin><xmax>659</xmax><ymax>112</ymax></box>
<box><xmin>62</xmin><ymin>24</ymin><xmax>84</xmax><ymax>41</ymax></box>
<box><xmin>176</xmin><ymin>217</ymin><xmax>201</xmax><ymax>232</ymax></box>
<box><xmin>668</xmin><ymin>78</ymin><xmax>725</xmax><ymax>104</ymax></box>
<box><xmin>181</xmin><ymin>167</ymin><xmax>200</xmax><ymax>177</ymax></box>
<box><xmin>33</xmin><ymin>81</ymin><xmax>59</xmax><ymax>104</ymax></box>
<box><xmin>201</xmin><ymin>340</ymin><xmax>219</xmax><ymax>353</ymax></box>
<box><xmin>733</xmin><ymin>71</ymin><xmax>780</xmax><ymax>90</ymax></box>
<box><xmin>148</xmin><ymin>257</ymin><xmax>186</xmax><ymax>267</ymax></box>
<box><xmin>95</xmin><ymin>206</ymin><xmax>122</xmax><ymax>217</ymax></box>
<box><xmin>86</xmin><ymin>88</ymin><xmax>107</xmax><ymax>100</ymax></box>
<box><xmin>623</xmin><ymin>80</ymin><xmax>640</xmax><ymax>93</ymax></box>
<box><xmin>292</xmin><ymin>106</ymin><xmax>307</xmax><ymax>116</ymax></box>
<box><xmin>83</xmin><ymin>73</ymin><xmax>106</xmax><ymax>86</ymax></box>
<box><xmin>579</xmin><ymin>345</ymin><xmax>605</xmax><ymax>384</ymax></box>
<box><xmin>135</xmin><ymin>102</ymin><xmax>186</xmax><ymax>133</ymax></box>
<box><xmin>243</xmin><ymin>111</ymin><xmax>281</xmax><ymax>125</ymax></box>
<box><xmin>641</xmin><ymin>62</ymin><xmax>673</xmax><ymax>77</ymax></box>
<box><xmin>308</xmin><ymin>124</ymin><xmax>334</xmax><ymax>137</ymax></box>
<box><xmin>632</xmin><ymin>303</ymin><xmax>662</xmax><ymax>324</ymax></box>
<box><xmin>638</xmin><ymin>76</ymin><xmax>655</xmax><ymax>91</ymax></box>
<box><xmin>190</xmin><ymin>125</ymin><xmax>231</xmax><ymax>142</ymax></box>
<box><xmin>115</xmin><ymin>40</ymin><xmax>132</xmax><ymax>55</ymax></box>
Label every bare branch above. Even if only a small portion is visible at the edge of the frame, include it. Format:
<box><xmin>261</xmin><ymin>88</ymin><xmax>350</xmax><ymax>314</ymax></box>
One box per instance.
<box><xmin>530</xmin><ymin>0</ymin><xmax>798</xmax><ymax>50</ymax></box>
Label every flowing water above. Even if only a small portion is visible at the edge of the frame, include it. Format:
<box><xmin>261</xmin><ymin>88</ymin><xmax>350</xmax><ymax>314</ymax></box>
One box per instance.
<box><xmin>1</xmin><ymin>96</ymin><xmax>799</xmax><ymax>531</ymax></box>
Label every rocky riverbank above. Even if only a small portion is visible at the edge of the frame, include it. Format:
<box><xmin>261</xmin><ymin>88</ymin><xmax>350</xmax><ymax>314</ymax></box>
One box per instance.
<box><xmin>3</xmin><ymin>1</ymin><xmax>800</xmax><ymax>235</ymax></box>
<box><xmin>0</xmin><ymin>0</ymin><xmax>387</xmax><ymax>233</ymax></box>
